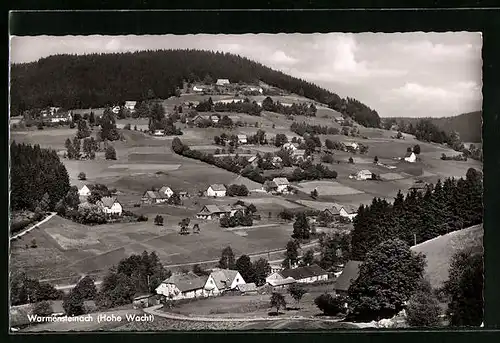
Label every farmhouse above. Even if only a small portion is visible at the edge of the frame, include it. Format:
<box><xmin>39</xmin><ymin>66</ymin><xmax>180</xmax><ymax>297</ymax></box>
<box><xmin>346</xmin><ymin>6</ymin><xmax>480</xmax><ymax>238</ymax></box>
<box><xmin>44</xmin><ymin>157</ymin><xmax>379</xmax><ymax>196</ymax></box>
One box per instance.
<box><xmin>111</xmin><ymin>106</ymin><xmax>120</xmax><ymax>114</ymax></box>
<box><xmin>292</xmin><ymin>150</ymin><xmax>306</xmax><ymax>161</ymax></box>
<box><xmin>159</xmin><ymin>186</ymin><xmax>174</xmax><ymax>199</ymax></box>
<box><xmin>323</xmin><ymin>207</ymin><xmax>340</xmax><ymax>218</ymax></box>
<box><xmin>125</xmin><ymin>101</ymin><xmax>137</xmax><ymax>112</ymax></box>
<box><xmin>273</xmin><ymin>177</ymin><xmax>290</xmax><ymax>193</ymax></box>
<box><xmin>266</xmin><ymin>277</ymin><xmax>297</xmax><ymax>289</ymax></box>
<box><xmin>272</xmin><ymin>156</ymin><xmax>283</xmax><ymax>168</ymax></box>
<box><xmin>192</xmin><ymin>115</ymin><xmax>210</xmax><ymax>125</ymax></box>
<box><xmin>197</xmin><ymin>205</ymin><xmax>228</xmax><ymax>220</ymax></box>
<box><xmin>236</xmin><ymin>283</ymin><xmax>258</xmax><ymax>295</ymax></box>
<box><xmin>216</xmin><ymin>79</ymin><xmax>230</xmax><ymax>86</ymax></box>
<box><xmin>339</xmin><ymin>205</ymin><xmax>358</xmax><ymax>221</ymax></box>
<box><xmin>49</xmin><ymin>111</ymin><xmax>72</xmax><ymax>123</ymax></box>
<box><xmin>156</xmin><ymin>272</ymin><xmax>211</xmax><ymax>300</ymax></box>
<box><xmin>210</xmin><ymin>115</ymin><xmax>220</xmax><ymax>124</ymax></box>
<box><xmin>210</xmin><ymin>269</ymin><xmax>246</xmax><ymax>293</ymax></box>
<box><xmin>207</xmin><ymin>184</ymin><xmax>227</xmax><ymax>197</ymax></box>
<box><xmin>78</xmin><ymin>185</ymin><xmax>91</xmax><ymax>197</ymax></box>
<box><xmin>283</xmin><ymin>142</ymin><xmax>298</xmax><ymax>152</ymax></box>
<box><xmin>352</xmin><ymin>169</ymin><xmax>373</xmax><ymax>181</ymax></box>
<box><xmin>141</xmin><ymin>191</ymin><xmax>167</xmax><ymax>204</ymax></box>
<box><xmin>409</xmin><ymin>180</ymin><xmax>428</xmax><ymax>194</ymax></box>
<box><xmin>153</xmin><ymin>129</ymin><xmax>165</xmax><ymax>136</ymax></box>
<box><xmin>333</xmin><ymin>260</ymin><xmax>363</xmax><ymax>295</ymax></box>
<box><xmin>345</xmin><ymin>142</ymin><xmax>359</xmax><ymax>151</ymax></box>
<box><xmin>280</xmin><ymin>264</ymin><xmax>329</xmax><ymax>283</ymax></box>
<box><xmin>237</xmin><ymin>134</ymin><xmax>248</xmax><ymax>144</ymax></box>
<box><xmin>193</xmin><ymin>85</ymin><xmax>204</xmax><ymax>92</ymax></box>
<box><xmin>97</xmin><ymin>196</ymin><xmax>123</xmax><ymax>216</ymax></box>
<box><xmin>404</xmin><ymin>151</ymin><xmax>417</xmax><ymax>163</ymax></box>
<box><xmin>263</xmin><ymin>180</ymin><xmax>278</xmax><ymax>193</ymax></box>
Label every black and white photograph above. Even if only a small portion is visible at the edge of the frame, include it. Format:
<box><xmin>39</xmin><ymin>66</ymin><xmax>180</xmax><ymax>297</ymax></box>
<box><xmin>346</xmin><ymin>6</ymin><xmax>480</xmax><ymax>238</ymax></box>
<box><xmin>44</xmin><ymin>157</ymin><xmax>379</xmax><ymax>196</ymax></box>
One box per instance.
<box><xmin>9</xmin><ymin>31</ymin><xmax>483</xmax><ymax>332</ymax></box>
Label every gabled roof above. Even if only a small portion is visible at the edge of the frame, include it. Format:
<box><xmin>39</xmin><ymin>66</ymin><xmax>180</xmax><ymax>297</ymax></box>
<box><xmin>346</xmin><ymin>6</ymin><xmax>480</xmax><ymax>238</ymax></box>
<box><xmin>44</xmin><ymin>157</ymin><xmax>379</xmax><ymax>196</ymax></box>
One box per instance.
<box><xmin>161</xmin><ymin>272</ymin><xmax>208</xmax><ymax>293</ymax></box>
<box><xmin>273</xmin><ymin>177</ymin><xmax>290</xmax><ymax>186</ymax></box>
<box><xmin>209</xmin><ymin>184</ymin><xmax>226</xmax><ymax>192</ymax></box>
<box><xmin>358</xmin><ymin>169</ymin><xmax>372</xmax><ymax>175</ymax></box>
<box><xmin>334</xmin><ymin>260</ymin><xmax>363</xmax><ymax>292</ymax></box>
<box><xmin>144</xmin><ymin>190</ymin><xmax>158</xmax><ymax>199</ymax></box>
<box><xmin>280</xmin><ymin>264</ymin><xmax>328</xmax><ymax>280</ymax></box>
<box><xmin>210</xmin><ymin>269</ymin><xmax>240</xmax><ymax>290</ymax></box>
<box><xmin>264</xmin><ymin>180</ymin><xmax>278</xmax><ymax>189</ymax></box>
<box><xmin>268</xmin><ymin>277</ymin><xmax>296</xmax><ymax>287</ymax></box>
<box><xmin>324</xmin><ymin>207</ymin><xmax>340</xmax><ymax>216</ymax></box>
<box><xmin>159</xmin><ymin>186</ymin><xmax>172</xmax><ymax>194</ymax></box>
<box><xmin>99</xmin><ymin>196</ymin><xmax>118</xmax><ymax>208</ymax></box>
<box><xmin>339</xmin><ymin>204</ymin><xmax>358</xmax><ymax>214</ymax></box>
<box><xmin>199</xmin><ymin>205</ymin><xmax>223</xmax><ymax>214</ymax></box>
<box><xmin>237</xmin><ymin>283</ymin><xmax>257</xmax><ymax>292</ymax></box>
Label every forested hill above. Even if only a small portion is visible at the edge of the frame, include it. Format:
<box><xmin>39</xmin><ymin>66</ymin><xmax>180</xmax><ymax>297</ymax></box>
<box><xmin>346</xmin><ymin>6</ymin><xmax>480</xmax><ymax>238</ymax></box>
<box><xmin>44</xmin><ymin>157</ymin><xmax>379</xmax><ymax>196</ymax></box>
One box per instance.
<box><xmin>10</xmin><ymin>49</ymin><xmax>381</xmax><ymax>127</ymax></box>
<box><xmin>391</xmin><ymin>111</ymin><xmax>482</xmax><ymax>143</ymax></box>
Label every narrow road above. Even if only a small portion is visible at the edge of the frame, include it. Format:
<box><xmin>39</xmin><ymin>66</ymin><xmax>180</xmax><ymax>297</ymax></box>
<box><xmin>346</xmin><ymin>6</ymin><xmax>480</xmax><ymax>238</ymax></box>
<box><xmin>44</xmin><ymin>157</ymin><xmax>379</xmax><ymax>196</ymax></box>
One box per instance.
<box><xmin>143</xmin><ymin>305</ymin><xmax>342</xmax><ymax>323</ymax></box>
<box><xmin>10</xmin><ymin>212</ymin><xmax>57</xmax><ymax>241</ymax></box>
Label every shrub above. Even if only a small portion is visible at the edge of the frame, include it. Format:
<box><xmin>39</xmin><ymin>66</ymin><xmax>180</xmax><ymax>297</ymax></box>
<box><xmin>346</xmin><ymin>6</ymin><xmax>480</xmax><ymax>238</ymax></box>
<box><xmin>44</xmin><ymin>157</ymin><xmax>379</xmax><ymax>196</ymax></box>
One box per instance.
<box><xmin>137</xmin><ymin>214</ymin><xmax>148</xmax><ymax>222</ymax></box>
<box><xmin>314</xmin><ymin>293</ymin><xmax>346</xmax><ymax>316</ymax></box>
<box><xmin>33</xmin><ymin>301</ymin><xmax>53</xmax><ymax>316</ymax></box>
<box><xmin>78</xmin><ymin>172</ymin><xmax>87</xmax><ymax>180</ymax></box>
<box><xmin>124</xmin><ymin>123</ymin><xmax>131</xmax><ymax>130</ymax></box>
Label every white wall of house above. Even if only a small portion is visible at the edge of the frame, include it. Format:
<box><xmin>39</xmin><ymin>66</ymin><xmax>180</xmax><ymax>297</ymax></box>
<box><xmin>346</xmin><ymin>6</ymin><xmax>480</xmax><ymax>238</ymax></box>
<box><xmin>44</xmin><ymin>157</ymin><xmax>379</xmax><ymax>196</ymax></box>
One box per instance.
<box><xmin>339</xmin><ymin>208</ymin><xmax>357</xmax><ymax>220</ymax></box>
<box><xmin>265</xmin><ymin>272</ymin><xmax>284</xmax><ymax>284</ymax></box>
<box><xmin>79</xmin><ymin>186</ymin><xmax>91</xmax><ymax>196</ymax></box>
<box><xmin>207</xmin><ymin>187</ymin><xmax>226</xmax><ymax>197</ymax></box>
<box><xmin>101</xmin><ymin>202</ymin><xmax>123</xmax><ymax>215</ymax></box>
<box><xmin>404</xmin><ymin>153</ymin><xmax>417</xmax><ymax>163</ymax></box>
<box><xmin>296</xmin><ymin>274</ymin><xmax>328</xmax><ymax>283</ymax></box>
<box><xmin>229</xmin><ymin>272</ymin><xmax>246</xmax><ymax>289</ymax></box>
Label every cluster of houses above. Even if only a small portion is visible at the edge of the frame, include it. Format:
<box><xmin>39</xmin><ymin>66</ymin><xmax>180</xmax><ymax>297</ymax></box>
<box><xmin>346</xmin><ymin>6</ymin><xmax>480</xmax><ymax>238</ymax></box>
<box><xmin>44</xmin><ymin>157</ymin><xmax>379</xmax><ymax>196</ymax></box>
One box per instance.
<box><xmin>77</xmin><ymin>184</ymin><xmax>124</xmax><ymax>215</ymax></box>
<box><xmin>191</xmin><ymin>79</ymin><xmax>263</xmax><ymax>95</ymax></box>
<box><xmin>155</xmin><ymin>264</ymin><xmax>332</xmax><ymax>301</ymax></box>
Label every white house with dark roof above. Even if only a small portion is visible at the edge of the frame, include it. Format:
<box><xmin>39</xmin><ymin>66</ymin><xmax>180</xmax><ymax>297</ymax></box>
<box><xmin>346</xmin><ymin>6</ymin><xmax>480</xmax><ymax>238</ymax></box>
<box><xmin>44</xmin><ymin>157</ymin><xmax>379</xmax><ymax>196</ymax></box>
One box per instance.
<box><xmin>272</xmin><ymin>177</ymin><xmax>290</xmax><ymax>193</ymax></box>
<box><xmin>78</xmin><ymin>185</ymin><xmax>91</xmax><ymax>197</ymax></box>
<box><xmin>159</xmin><ymin>186</ymin><xmax>174</xmax><ymax>199</ymax></box>
<box><xmin>237</xmin><ymin>134</ymin><xmax>248</xmax><ymax>144</ymax></box>
<box><xmin>338</xmin><ymin>205</ymin><xmax>358</xmax><ymax>220</ymax></box>
<box><xmin>96</xmin><ymin>196</ymin><xmax>123</xmax><ymax>215</ymax></box>
<box><xmin>404</xmin><ymin>151</ymin><xmax>417</xmax><ymax>163</ymax></box>
<box><xmin>209</xmin><ymin>269</ymin><xmax>246</xmax><ymax>293</ymax></box>
<box><xmin>125</xmin><ymin>101</ymin><xmax>137</xmax><ymax>112</ymax></box>
<box><xmin>207</xmin><ymin>184</ymin><xmax>226</xmax><ymax>197</ymax></box>
<box><xmin>196</xmin><ymin>205</ymin><xmax>229</xmax><ymax>220</ymax></box>
<box><xmin>352</xmin><ymin>169</ymin><xmax>373</xmax><ymax>181</ymax></box>
<box><xmin>156</xmin><ymin>272</ymin><xmax>213</xmax><ymax>300</ymax></box>
<box><xmin>282</xmin><ymin>142</ymin><xmax>298</xmax><ymax>152</ymax></box>
<box><xmin>193</xmin><ymin>85</ymin><xmax>204</xmax><ymax>92</ymax></box>
<box><xmin>216</xmin><ymin>79</ymin><xmax>230</xmax><ymax>86</ymax></box>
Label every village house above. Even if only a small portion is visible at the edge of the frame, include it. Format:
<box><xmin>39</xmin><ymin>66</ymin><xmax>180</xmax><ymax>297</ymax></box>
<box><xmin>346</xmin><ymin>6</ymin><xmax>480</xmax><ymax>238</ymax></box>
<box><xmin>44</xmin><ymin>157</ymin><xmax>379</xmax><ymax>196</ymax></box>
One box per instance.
<box><xmin>283</xmin><ymin>142</ymin><xmax>298</xmax><ymax>152</ymax></box>
<box><xmin>96</xmin><ymin>196</ymin><xmax>123</xmax><ymax>216</ymax></box>
<box><xmin>210</xmin><ymin>115</ymin><xmax>220</xmax><ymax>124</ymax></box>
<box><xmin>216</xmin><ymin>79</ymin><xmax>230</xmax><ymax>86</ymax></box>
<box><xmin>192</xmin><ymin>85</ymin><xmax>204</xmax><ymax>92</ymax></box>
<box><xmin>345</xmin><ymin>142</ymin><xmax>359</xmax><ymax>151</ymax></box>
<box><xmin>409</xmin><ymin>180</ymin><xmax>428</xmax><ymax>194</ymax></box>
<box><xmin>111</xmin><ymin>106</ymin><xmax>120</xmax><ymax>114</ymax></box>
<box><xmin>339</xmin><ymin>205</ymin><xmax>358</xmax><ymax>221</ymax></box>
<box><xmin>207</xmin><ymin>184</ymin><xmax>227</xmax><ymax>197</ymax></box>
<box><xmin>279</xmin><ymin>264</ymin><xmax>329</xmax><ymax>283</ymax></box>
<box><xmin>49</xmin><ymin>111</ymin><xmax>72</xmax><ymax>123</ymax></box>
<box><xmin>263</xmin><ymin>180</ymin><xmax>278</xmax><ymax>193</ymax></box>
<box><xmin>141</xmin><ymin>190</ymin><xmax>168</xmax><ymax>204</ymax></box>
<box><xmin>350</xmin><ymin>169</ymin><xmax>373</xmax><ymax>181</ymax></box>
<box><xmin>333</xmin><ymin>260</ymin><xmax>363</xmax><ymax>296</ymax></box>
<box><xmin>209</xmin><ymin>269</ymin><xmax>246</xmax><ymax>293</ymax></box>
<box><xmin>133</xmin><ymin>294</ymin><xmax>160</xmax><ymax>309</ymax></box>
<box><xmin>237</xmin><ymin>134</ymin><xmax>248</xmax><ymax>144</ymax></box>
<box><xmin>156</xmin><ymin>272</ymin><xmax>214</xmax><ymax>300</ymax></box>
<box><xmin>322</xmin><ymin>206</ymin><xmax>341</xmax><ymax>218</ymax></box>
<box><xmin>153</xmin><ymin>129</ymin><xmax>165</xmax><ymax>136</ymax></box>
<box><xmin>266</xmin><ymin>276</ymin><xmax>297</xmax><ymax>290</ymax></box>
<box><xmin>272</xmin><ymin>156</ymin><xmax>283</xmax><ymax>168</ymax></box>
<box><xmin>179</xmin><ymin>191</ymin><xmax>189</xmax><ymax>199</ymax></box>
<box><xmin>192</xmin><ymin>115</ymin><xmax>210</xmax><ymax>126</ymax></box>
<box><xmin>196</xmin><ymin>204</ymin><xmax>243</xmax><ymax>220</ymax></box>
<box><xmin>125</xmin><ymin>101</ymin><xmax>137</xmax><ymax>112</ymax></box>
<box><xmin>292</xmin><ymin>149</ymin><xmax>306</xmax><ymax>161</ymax></box>
<box><xmin>159</xmin><ymin>186</ymin><xmax>174</xmax><ymax>199</ymax></box>
<box><xmin>273</xmin><ymin>177</ymin><xmax>290</xmax><ymax>193</ymax></box>
<box><xmin>404</xmin><ymin>151</ymin><xmax>417</xmax><ymax>163</ymax></box>
<box><xmin>236</xmin><ymin>283</ymin><xmax>258</xmax><ymax>295</ymax></box>
<box><xmin>78</xmin><ymin>185</ymin><xmax>91</xmax><ymax>197</ymax></box>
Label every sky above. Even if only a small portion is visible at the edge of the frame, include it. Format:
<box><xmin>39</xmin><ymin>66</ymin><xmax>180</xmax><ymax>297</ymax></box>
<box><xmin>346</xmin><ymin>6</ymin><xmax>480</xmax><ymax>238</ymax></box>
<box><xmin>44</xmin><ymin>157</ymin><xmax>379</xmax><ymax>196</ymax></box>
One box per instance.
<box><xmin>10</xmin><ymin>33</ymin><xmax>483</xmax><ymax>118</ymax></box>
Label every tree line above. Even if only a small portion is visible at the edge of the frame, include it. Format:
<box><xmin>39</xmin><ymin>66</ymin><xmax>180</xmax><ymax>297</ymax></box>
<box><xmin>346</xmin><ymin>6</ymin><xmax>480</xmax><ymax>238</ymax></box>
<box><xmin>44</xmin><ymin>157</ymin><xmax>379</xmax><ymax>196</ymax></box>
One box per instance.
<box><xmin>11</xmin><ymin>142</ymin><xmax>70</xmax><ymax>212</ymax></box>
<box><xmin>290</xmin><ymin>122</ymin><xmax>340</xmax><ymax>136</ymax></box>
<box><xmin>11</xmin><ymin>49</ymin><xmax>380</xmax><ymax>128</ymax></box>
<box><xmin>351</xmin><ymin>168</ymin><xmax>483</xmax><ymax>260</ymax></box>
<box><xmin>262</xmin><ymin>97</ymin><xmax>317</xmax><ymax>117</ymax></box>
<box><xmin>197</xmin><ymin>97</ymin><xmax>262</xmax><ymax>116</ymax></box>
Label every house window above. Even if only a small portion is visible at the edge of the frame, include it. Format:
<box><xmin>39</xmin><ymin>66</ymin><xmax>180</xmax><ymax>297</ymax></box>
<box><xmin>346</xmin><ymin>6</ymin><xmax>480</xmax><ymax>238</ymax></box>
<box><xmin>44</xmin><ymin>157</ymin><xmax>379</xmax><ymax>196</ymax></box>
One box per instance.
<box><xmin>236</xmin><ymin>278</ymin><xmax>239</xmax><ymax>282</ymax></box>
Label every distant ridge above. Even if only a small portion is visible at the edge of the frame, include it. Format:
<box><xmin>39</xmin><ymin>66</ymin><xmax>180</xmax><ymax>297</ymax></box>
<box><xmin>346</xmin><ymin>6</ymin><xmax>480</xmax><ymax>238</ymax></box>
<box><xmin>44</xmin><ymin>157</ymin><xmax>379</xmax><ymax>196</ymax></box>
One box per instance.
<box><xmin>392</xmin><ymin>111</ymin><xmax>482</xmax><ymax>143</ymax></box>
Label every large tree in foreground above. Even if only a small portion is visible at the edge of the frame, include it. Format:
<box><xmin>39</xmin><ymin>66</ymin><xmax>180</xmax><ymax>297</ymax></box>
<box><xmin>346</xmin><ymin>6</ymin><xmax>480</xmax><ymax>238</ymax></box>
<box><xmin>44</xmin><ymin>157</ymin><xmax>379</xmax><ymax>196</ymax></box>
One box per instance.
<box><xmin>347</xmin><ymin>239</ymin><xmax>426</xmax><ymax>322</ymax></box>
<box><xmin>405</xmin><ymin>280</ymin><xmax>441</xmax><ymax>327</ymax></box>
<box><xmin>443</xmin><ymin>249</ymin><xmax>483</xmax><ymax>327</ymax></box>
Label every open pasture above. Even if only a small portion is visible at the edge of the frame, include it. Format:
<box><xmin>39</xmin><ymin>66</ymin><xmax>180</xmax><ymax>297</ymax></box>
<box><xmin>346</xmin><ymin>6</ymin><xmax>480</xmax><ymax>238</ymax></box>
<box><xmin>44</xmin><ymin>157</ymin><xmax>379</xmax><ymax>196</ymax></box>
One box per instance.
<box><xmin>339</xmin><ymin>179</ymin><xmax>404</xmax><ymax>199</ymax></box>
<box><xmin>243</xmin><ymin>197</ymin><xmax>302</xmax><ymax>210</ymax></box>
<box><xmin>295</xmin><ymin>200</ymin><xmax>340</xmax><ymax>211</ymax></box>
<box><xmin>11</xmin><ymin>129</ymin><xmax>76</xmax><ymax>150</ymax></box>
<box><xmin>297</xmin><ymin>180</ymin><xmax>364</xmax><ymax>196</ymax></box>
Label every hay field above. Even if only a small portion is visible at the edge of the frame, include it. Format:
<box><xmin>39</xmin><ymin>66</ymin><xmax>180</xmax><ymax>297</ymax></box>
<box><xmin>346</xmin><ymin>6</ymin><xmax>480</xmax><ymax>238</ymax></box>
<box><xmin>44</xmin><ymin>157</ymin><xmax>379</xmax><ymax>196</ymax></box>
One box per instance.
<box><xmin>243</xmin><ymin>197</ymin><xmax>302</xmax><ymax>209</ymax></box>
<box><xmin>297</xmin><ymin>181</ymin><xmax>364</xmax><ymax>196</ymax></box>
<box><xmin>411</xmin><ymin>224</ymin><xmax>483</xmax><ymax>289</ymax></box>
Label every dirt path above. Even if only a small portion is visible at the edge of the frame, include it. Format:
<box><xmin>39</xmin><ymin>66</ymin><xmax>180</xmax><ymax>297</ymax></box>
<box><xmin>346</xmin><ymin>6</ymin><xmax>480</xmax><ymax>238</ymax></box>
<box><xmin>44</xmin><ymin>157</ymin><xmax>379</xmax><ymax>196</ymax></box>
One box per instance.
<box><xmin>144</xmin><ymin>305</ymin><xmax>342</xmax><ymax>323</ymax></box>
<box><xmin>10</xmin><ymin>212</ymin><xmax>57</xmax><ymax>241</ymax></box>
